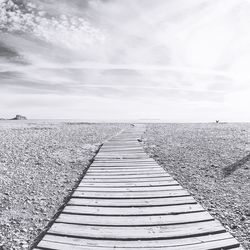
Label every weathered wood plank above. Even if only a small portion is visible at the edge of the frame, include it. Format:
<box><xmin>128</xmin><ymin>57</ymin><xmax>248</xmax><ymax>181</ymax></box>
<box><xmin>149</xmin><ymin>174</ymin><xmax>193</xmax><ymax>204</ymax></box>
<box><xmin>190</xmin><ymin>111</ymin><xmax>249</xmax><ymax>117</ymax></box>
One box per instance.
<box><xmin>97</xmin><ymin>151</ymin><xmax>146</xmax><ymax>154</ymax></box>
<box><xmin>38</xmin><ymin>237</ymin><xmax>240</xmax><ymax>250</ymax></box>
<box><xmin>81</xmin><ymin>177</ymin><xmax>175</xmax><ymax>183</ymax></box>
<box><xmin>95</xmin><ymin>157</ymin><xmax>150</xmax><ymax>160</ymax></box>
<box><xmin>86</xmin><ymin>169</ymin><xmax>165</xmax><ymax>174</ymax></box>
<box><xmin>102</xmin><ymin>146</ymin><xmax>143</xmax><ymax>148</ymax></box>
<box><xmin>39</xmin><ymin>232</ymin><xmax>237</xmax><ymax>249</ymax></box>
<box><xmin>100</xmin><ymin>149</ymin><xmax>144</xmax><ymax>152</ymax></box>
<box><xmin>78</xmin><ymin>180</ymin><xmax>178</xmax><ymax>187</ymax></box>
<box><xmin>85</xmin><ymin>171</ymin><xmax>166</xmax><ymax>176</ymax></box>
<box><xmin>99</xmin><ymin>149</ymin><xmax>145</xmax><ymax>152</ymax></box>
<box><xmin>68</xmin><ymin>196</ymin><xmax>196</xmax><ymax>207</ymax></box>
<box><xmin>76</xmin><ymin>185</ymin><xmax>181</xmax><ymax>192</ymax></box>
<box><xmin>93</xmin><ymin>159</ymin><xmax>156</xmax><ymax>162</ymax></box>
<box><xmin>91</xmin><ymin>162</ymin><xmax>160</xmax><ymax>167</ymax></box>
<box><xmin>89</xmin><ymin>165</ymin><xmax>162</xmax><ymax>170</ymax></box>
<box><xmin>88</xmin><ymin>168</ymin><xmax>163</xmax><ymax>172</ymax></box>
<box><xmin>63</xmin><ymin>204</ymin><xmax>204</xmax><ymax>215</ymax></box>
<box><xmin>84</xmin><ymin>174</ymin><xmax>171</xmax><ymax>179</ymax></box>
<box><xmin>91</xmin><ymin>164</ymin><xmax>160</xmax><ymax>168</ymax></box>
<box><xmin>92</xmin><ymin>163</ymin><xmax>158</xmax><ymax>167</ymax></box>
<box><xmin>92</xmin><ymin>161</ymin><xmax>158</xmax><ymax>164</ymax></box>
<box><xmin>72</xmin><ymin>189</ymin><xmax>189</xmax><ymax>199</ymax></box>
<box><xmin>97</xmin><ymin>153</ymin><xmax>146</xmax><ymax>156</ymax></box>
<box><xmin>48</xmin><ymin>220</ymin><xmax>225</xmax><ymax>239</ymax></box>
<box><xmin>57</xmin><ymin>211</ymin><xmax>213</xmax><ymax>226</ymax></box>
<box><xmin>79</xmin><ymin>180</ymin><xmax>178</xmax><ymax>187</ymax></box>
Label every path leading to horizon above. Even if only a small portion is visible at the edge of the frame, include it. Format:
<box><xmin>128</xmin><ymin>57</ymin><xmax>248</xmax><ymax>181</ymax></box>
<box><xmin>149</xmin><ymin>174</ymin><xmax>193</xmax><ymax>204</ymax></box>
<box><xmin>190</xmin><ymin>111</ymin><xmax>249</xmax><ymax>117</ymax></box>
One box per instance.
<box><xmin>33</xmin><ymin>125</ymin><xmax>242</xmax><ymax>249</ymax></box>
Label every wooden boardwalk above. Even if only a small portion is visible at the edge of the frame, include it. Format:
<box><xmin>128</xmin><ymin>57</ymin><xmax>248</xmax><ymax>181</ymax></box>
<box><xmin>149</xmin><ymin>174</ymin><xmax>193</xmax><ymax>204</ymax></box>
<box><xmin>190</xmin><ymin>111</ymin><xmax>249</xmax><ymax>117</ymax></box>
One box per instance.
<box><xmin>34</xmin><ymin>126</ymin><xmax>242</xmax><ymax>249</ymax></box>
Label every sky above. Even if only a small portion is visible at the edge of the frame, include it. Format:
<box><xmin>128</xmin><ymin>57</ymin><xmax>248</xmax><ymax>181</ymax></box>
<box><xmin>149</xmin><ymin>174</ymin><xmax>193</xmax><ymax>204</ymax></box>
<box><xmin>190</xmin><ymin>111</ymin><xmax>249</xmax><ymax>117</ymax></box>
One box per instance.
<box><xmin>1</xmin><ymin>0</ymin><xmax>250</xmax><ymax>122</ymax></box>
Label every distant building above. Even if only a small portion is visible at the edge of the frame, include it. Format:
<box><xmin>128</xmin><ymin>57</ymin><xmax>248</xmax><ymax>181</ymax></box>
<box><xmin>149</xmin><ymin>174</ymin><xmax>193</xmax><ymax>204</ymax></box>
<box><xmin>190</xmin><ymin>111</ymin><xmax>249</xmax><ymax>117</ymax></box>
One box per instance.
<box><xmin>11</xmin><ymin>115</ymin><xmax>27</xmax><ymax>120</ymax></box>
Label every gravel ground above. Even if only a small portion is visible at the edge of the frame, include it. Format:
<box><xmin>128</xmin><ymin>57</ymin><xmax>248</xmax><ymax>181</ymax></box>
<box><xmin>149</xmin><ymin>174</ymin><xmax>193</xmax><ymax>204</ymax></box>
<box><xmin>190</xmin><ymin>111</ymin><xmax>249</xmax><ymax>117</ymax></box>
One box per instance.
<box><xmin>0</xmin><ymin>121</ymin><xmax>126</xmax><ymax>250</ymax></box>
<box><xmin>143</xmin><ymin>123</ymin><xmax>250</xmax><ymax>250</ymax></box>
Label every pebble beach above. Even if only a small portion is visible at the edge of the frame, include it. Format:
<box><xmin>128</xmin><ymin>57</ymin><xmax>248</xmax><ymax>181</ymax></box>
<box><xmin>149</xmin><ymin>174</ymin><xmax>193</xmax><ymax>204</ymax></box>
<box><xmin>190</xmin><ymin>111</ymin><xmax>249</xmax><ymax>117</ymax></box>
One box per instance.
<box><xmin>0</xmin><ymin>121</ymin><xmax>126</xmax><ymax>249</ymax></box>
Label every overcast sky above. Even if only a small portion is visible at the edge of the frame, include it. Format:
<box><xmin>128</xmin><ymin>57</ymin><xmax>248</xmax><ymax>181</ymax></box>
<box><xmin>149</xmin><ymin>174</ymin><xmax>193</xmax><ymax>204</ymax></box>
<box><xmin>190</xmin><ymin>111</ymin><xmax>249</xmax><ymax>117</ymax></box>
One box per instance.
<box><xmin>1</xmin><ymin>0</ymin><xmax>250</xmax><ymax>122</ymax></box>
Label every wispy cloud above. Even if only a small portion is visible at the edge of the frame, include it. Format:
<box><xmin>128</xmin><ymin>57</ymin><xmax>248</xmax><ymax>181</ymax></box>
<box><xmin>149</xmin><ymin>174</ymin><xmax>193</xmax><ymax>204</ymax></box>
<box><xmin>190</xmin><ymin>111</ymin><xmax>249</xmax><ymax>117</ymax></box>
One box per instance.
<box><xmin>1</xmin><ymin>0</ymin><xmax>250</xmax><ymax>121</ymax></box>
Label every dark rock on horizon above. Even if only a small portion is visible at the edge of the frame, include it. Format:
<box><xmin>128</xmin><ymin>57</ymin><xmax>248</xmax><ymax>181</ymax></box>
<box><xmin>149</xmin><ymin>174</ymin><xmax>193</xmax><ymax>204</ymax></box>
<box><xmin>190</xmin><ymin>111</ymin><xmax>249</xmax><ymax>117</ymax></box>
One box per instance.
<box><xmin>11</xmin><ymin>115</ymin><xmax>27</xmax><ymax>120</ymax></box>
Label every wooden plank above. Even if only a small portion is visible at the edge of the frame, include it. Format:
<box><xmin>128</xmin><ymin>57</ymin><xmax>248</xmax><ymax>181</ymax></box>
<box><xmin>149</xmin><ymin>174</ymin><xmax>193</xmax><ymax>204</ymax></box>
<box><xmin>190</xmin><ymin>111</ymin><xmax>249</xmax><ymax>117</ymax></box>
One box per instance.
<box><xmin>100</xmin><ymin>145</ymin><xmax>143</xmax><ymax>148</ymax></box>
<box><xmin>96</xmin><ymin>153</ymin><xmax>147</xmax><ymax>155</ymax></box>
<box><xmin>92</xmin><ymin>161</ymin><xmax>158</xmax><ymax>164</ymax></box>
<box><xmin>102</xmin><ymin>145</ymin><xmax>142</xmax><ymax>147</ymax></box>
<box><xmin>93</xmin><ymin>160</ymin><xmax>156</xmax><ymax>163</ymax></box>
<box><xmin>86</xmin><ymin>168</ymin><xmax>165</xmax><ymax>173</ymax></box>
<box><xmin>76</xmin><ymin>185</ymin><xmax>181</xmax><ymax>192</ymax></box>
<box><xmin>48</xmin><ymin>220</ymin><xmax>225</xmax><ymax>239</ymax></box>
<box><xmin>78</xmin><ymin>180</ymin><xmax>179</xmax><ymax>187</ymax></box>
<box><xmin>84</xmin><ymin>174</ymin><xmax>170</xmax><ymax>179</ymax></box>
<box><xmin>96</xmin><ymin>154</ymin><xmax>146</xmax><ymax>156</ymax></box>
<box><xmin>90</xmin><ymin>167</ymin><xmax>163</xmax><ymax>171</ymax></box>
<box><xmin>39</xmin><ymin>232</ymin><xmax>237</xmax><ymax>249</ymax></box>
<box><xmin>38</xmin><ymin>237</ymin><xmax>240</xmax><ymax>250</ymax></box>
<box><xmin>89</xmin><ymin>165</ymin><xmax>162</xmax><ymax>169</ymax></box>
<box><xmin>103</xmin><ymin>144</ymin><xmax>141</xmax><ymax>146</ymax></box>
<box><xmin>99</xmin><ymin>149</ymin><xmax>145</xmax><ymax>152</ymax></box>
<box><xmin>105</xmin><ymin>141</ymin><xmax>139</xmax><ymax>143</ymax></box>
<box><xmin>87</xmin><ymin>169</ymin><xmax>164</xmax><ymax>173</ymax></box>
<box><xmin>88</xmin><ymin>167</ymin><xmax>163</xmax><ymax>172</ymax></box>
<box><xmin>95</xmin><ymin>157</ymin><xmax>149</xmax><ymax>160</ymax></box>
<box><xmin>101</xmin><ymin>145</ymin><xmax>143</xmax><ymax>148</ymax></box>
<box><xmin>97</xmin><ymin>155</ymin><xmax>148</xmax><ymax>158</ymax></box>
<box><xmin>82</xmin><ymin>177</ymin><xmax>172</xmax><ymax>182</ymax></box>
<box><xmin>103</xmin><ymin>145</ymin><xmax>142</xmax><ymax>146</ymax></box>
<box><xmin>63</xmin><ymin>204</ymin><xmax>204</xmax><ymax>215</ymax></box>
<box><xmin>97</xmin><ymin>151</ymin><xmax>146</xmax><ymax>154</ymax></box>
<box><xmin>98</xmin><ymin>152</ymin><xmax>146</xmax><ymax>155</ymax></box>
<box><xmin>91</xmin><ymin>164</ymin><xmax>160</xmax><ymax>168</ymax></box>
<box><xmin>81</xmin><ymin>177</ymin><xmax>174</xmax><ymax>183</ymax></box>
<box><xmin>104</xmin><ymin>141</ymin><xmax>140</xmax><ymax>142</ymax></box>
<box><xmin>76</xmin><ymin>185</ymin><xmax>182</xmax><ymax>192</ymax></box>
<box><xmin>100</xmin><ymin>145</ymin><xmax>142</xmax><ymax>147</ymax></box>
<box><xmin>95</xmin><ymin>157</ymin><xmax>148</xmax><ymax>160</ymax></box>
<box><xmin>57</xmin><ymin>211</ymin><xmax>213</xmax><ymax>226</ymax></box>
<box><xmin>92</xmin><ymin>163</ymin><xmax>158</xmax><ymax>166</ymax></box>
<box><xmin>100</xmin><ymin>149</ymin><xmax>144</xmax><ymax>152</ymax></box>
<box><xmin>68</xmin><ymin>196</ymin><xmax>196</xmax><ymax>207</ymax></box>
<box><xmin>93</xmin><ymin>159</ymin><xmax>156</xmax><ymax>162</ymax></box>
<box><xmin>72</xmin><ymin>190</ymin><xmax>189</xmax><ymax>199</ymax></box>
<box><xmin>97</xmin><ymin>154</ymin><xmax>146</xmax><ymax>157</ymax></box>
<box><xmin>95</xmin><ymin>155</ymin><xmax>145</xmax><ymax>161</ymax></box>
<box><xmin>85</xmin><ymin>171</ymin><xmax>166</xmax><ymax>176</ymax></box>
<box><xmin>101</xmin><ymin>147</ymin><xmax>143</xmax><ymax>150</ymax></box>
<box><xmin>92</xmin><ymin>162</ymin><xmax>157</xmax><ymax>166</ymax></box>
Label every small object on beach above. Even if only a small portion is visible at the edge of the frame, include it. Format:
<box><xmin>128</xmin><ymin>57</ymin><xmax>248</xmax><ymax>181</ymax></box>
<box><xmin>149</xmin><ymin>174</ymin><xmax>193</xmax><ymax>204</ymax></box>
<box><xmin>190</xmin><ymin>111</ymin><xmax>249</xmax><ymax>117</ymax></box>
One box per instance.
<box><xmin>216</xmin><ymin>120</ymin><xmax>219</xmax><ymax>123</ymax></box>
<box><xmin>11</xmin><ymin>115</ymin><xmax>27</xmax><ymax>120</ymax></box>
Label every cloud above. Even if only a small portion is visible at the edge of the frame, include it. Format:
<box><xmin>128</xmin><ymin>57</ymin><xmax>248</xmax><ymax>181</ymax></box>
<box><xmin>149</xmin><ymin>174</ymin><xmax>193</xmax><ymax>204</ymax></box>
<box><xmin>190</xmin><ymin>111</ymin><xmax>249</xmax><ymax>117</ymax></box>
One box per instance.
<box><xmin>1</xmin><ymin>0</ymin><xmax>250</xmax><ymax>120</ymax></box>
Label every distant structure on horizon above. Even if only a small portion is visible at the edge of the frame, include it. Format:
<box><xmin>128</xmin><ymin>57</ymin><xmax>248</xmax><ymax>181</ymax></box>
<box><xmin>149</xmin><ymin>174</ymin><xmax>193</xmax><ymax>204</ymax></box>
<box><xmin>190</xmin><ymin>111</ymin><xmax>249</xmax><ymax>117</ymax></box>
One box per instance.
<box><xmin>216</xmin><ymin>120</ymin><xmax>219</xmax><ymax>123</ymax></box>
<box><xmin>11</xmin><ymin>115</ymin><xmax>27</xmax><ymax>120</ymax></box>
<box><xmin>0</xmin><ymin>115</ymin><xmax>27</xmax><ymax>120</ymax></box>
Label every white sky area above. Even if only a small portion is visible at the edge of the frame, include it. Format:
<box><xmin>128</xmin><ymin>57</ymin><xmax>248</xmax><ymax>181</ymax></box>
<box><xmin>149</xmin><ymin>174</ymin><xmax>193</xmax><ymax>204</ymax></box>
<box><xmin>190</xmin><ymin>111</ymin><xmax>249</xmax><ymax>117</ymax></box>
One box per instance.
<box><xmin>1</xmin><ymin>0</ymin><xmax>250</xmax><ymax>122</ymax></box>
